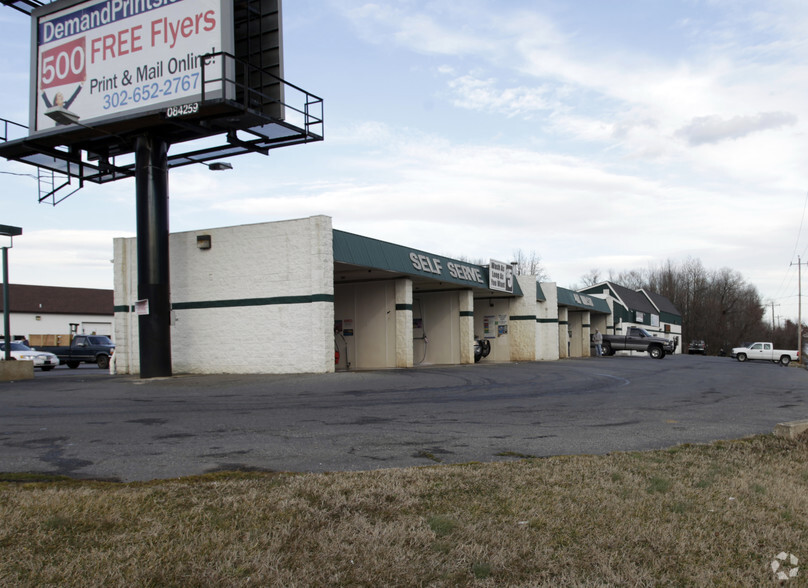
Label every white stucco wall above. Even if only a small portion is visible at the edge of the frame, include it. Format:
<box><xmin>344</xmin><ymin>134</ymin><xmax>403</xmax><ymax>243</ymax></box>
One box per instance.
<box><xmin>114</xmin><ymin>216</ymin><xmax>334</xmax><ymax>375</ymax></box>
<box><xmin>536</xmin><ymin>282</ymin><xmax>559</xmax><ymax>361</ymax></box>
<box><xmin>509</xmin><ymin>275</ymin><xmax>538</xmax><ymax>361</ymax></box>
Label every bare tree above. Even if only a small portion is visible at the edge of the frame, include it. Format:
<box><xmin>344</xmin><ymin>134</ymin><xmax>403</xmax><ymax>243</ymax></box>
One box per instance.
<box><xmin>610</xmin><ymin>268</ymin><xmax>647</xmax><ymax>290</ymax></box>
<box><xmin>511</xmin><ymin>249</ymin><xmax>549</xmax><ymax>281</ymax></box>
<box><xmin>642</xmin><ymin>258</ymin><xmax>766</xmax><ymax>353</ymax></box>
<box><xmin>579</xmin><ymin>268</ymin><xmax>602</xmax><ymax>287</ymax></box>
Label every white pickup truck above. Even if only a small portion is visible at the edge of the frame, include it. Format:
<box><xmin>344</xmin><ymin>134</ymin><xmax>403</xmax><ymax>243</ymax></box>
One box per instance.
<box><xmin>731</xmin><ymin>342</ymin><xmax>799</xmax><ymax>366</ymax></box>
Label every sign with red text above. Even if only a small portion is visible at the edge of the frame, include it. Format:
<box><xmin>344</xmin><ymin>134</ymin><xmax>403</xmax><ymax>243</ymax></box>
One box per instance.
<box><xmin>31</xmin><ymin>0</ymin><xmax>233</xmax><ymax>133</ymax></box>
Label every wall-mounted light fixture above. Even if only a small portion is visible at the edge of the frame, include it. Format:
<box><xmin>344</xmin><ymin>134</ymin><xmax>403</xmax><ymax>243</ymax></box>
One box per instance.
<box><xmin>196</xmin><ymin>235</ymin><xmax>212</xmax><ymax>250</ymax></box>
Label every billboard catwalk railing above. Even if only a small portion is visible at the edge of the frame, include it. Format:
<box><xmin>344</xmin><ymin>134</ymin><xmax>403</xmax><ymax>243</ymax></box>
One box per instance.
<box><xmin>0</xmin><ymin>51</ymin><xmax>323</xmax><ymax>204</ymax></box>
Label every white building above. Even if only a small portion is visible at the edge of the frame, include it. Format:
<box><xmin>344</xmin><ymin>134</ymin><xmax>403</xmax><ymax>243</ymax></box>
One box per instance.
<box><xmin>113</xmin><ymin>216</ymin><xmax>682</xmax><ymax>375</ymax></box>
<box><xmin>1</xmin><ymin>284</ymin><xmax>113</xmax><ymax>344</ymax></box>
<box><xmin>113</xmin><ymin>216</ymin><xmax>579</xmax><ymax>375</ymax></box>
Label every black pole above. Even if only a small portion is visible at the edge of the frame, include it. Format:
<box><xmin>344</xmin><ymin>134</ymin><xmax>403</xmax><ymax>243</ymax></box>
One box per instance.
<box><xmin>2</xmin><ymin>247</ymin><xmax>9</xmax><ymax>360</ymax></box>
<box><xmin>135</xmin><ymin>134</ymin><xmax>172</xmax><ymax>378</ymax></box>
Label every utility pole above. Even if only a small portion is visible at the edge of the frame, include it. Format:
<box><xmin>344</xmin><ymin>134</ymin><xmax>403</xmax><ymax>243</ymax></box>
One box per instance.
<box><xmin>769</xmin><ymin>301</ymin><xmax>780</xmax><ymax>335</ymax></box>
<box><xmin>791</xmin><ymin>256</ymin><xmax>805</xmax><ymax>362</ymax></box>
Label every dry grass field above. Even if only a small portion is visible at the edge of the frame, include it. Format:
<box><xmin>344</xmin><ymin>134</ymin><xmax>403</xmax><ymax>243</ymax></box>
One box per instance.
<box><xmin>1</xmin><ymin>433</ymin><xmax>807</xmax><ymax>587</ymax></box>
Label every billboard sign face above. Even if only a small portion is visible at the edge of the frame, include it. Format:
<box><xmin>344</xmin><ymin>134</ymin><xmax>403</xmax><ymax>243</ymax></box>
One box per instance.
<box><xmin>31</xmin><ymin>0</ymin><xmax>233</xmax><ymax>134</ymax></box>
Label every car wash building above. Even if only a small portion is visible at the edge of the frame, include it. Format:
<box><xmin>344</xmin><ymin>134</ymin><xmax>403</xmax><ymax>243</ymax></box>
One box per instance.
<box><xmin>112</xmin><ymin>216</ymin><xmax>563</xmax><ymax>375</ymax></box>
<box><xmin>556</xmin><ymin>287</ymin><xmax>612</xmax><ymax>358</ymax></box>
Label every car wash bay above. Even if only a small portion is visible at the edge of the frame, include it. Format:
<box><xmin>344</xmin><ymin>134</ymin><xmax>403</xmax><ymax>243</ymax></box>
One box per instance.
<box><xmin>332</xmin><ymin>230</ymin><xmax>520</xmax><ymax>370</ymax></box>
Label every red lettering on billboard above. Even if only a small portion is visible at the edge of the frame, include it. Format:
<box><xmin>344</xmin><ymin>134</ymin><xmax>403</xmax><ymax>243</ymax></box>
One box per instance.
<box><xmin>90</xmin><ymin>25</ymin><xmax>144</xmax><ymax>64</ymax></box>
<box><xmin>151</xmin><ymin>11</ymin><xmax>217</xmax><ymax>49</ymax></box>
<box><xmin>40</xmin><ymin>37</ymin><xmax>86</xmax><ymax>89</ymax></box>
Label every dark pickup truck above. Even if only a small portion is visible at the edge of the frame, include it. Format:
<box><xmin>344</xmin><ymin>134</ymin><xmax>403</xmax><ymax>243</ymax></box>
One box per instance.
<box><xmin>37</xmin><ymin>335</ymin><xmax>115</xmax><ymax>369</ymax></box>
<box><xmin>600</xmin><ymin>326</ymin><xmax>675</xmax><ymax>359</ymax></box>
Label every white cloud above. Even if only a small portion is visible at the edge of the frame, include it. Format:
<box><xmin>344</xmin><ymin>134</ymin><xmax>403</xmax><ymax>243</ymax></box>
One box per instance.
<box><xmin>675</xmin><ymin>112</ymin><xmax>798</xmax><ymax>145</ymax></box>
<box><xmin>8</xmin><ymin>230</ymin><xmax>131</xmax><ymax>289</ymax></box>
<box><xmin>443</xmin><ymin>73</ymin><xmax>554</xmax><ymax>118</ymax></box>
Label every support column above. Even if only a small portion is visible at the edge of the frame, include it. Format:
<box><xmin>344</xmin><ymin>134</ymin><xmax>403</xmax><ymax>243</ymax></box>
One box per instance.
<box><xmin>395</xmin><ymin>278</ymin><xmax>413</xmax><ymax>368</ymax></box>
<box><xmin>558</xmin><ymin>307</ymin><xmax>569</xmax><ymax>358</ymax></box>
<box><xmin>459</xmin><ymin>290</ymin><xmax>474</xmax><ymax>364</ymax></box>
<box><xmin>2</xmin><ymin>247</ymin><xmax>9</xmax><ymax>361</ymax></box>
<box><xmin>135</xmin><ymin>134</ymin><xmax>172</xmax><ymax>378</ymax></box>
<box><xmin>582</xmin><ymin>311</ymin><xmax>591</xmax><ymax>357</ymax></box>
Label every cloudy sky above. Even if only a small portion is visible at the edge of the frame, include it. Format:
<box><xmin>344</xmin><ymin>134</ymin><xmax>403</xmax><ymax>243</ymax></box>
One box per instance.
<box><xmin>1</xmin><ymin>0</ymin><xmax>807</xmax><ymax>324</ymax></box>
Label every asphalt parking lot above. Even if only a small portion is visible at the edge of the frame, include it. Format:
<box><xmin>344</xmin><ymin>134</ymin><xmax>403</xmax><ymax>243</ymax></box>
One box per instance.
<box><xmin>1</xmin><ymin>355</ymin><xmax>806</xmax><ymax>482</ymax></box>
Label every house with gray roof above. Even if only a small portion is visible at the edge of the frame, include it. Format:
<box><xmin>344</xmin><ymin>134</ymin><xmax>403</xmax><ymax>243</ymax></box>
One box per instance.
<box><xmin>579</xmin><ymin>281</ymin><xmax>682</xmax><ymax>354</ymax></box>
<box><xmin>0</xmin><ymin>284</ymin><xmax>113</xmax><ymax>344</ymax></box>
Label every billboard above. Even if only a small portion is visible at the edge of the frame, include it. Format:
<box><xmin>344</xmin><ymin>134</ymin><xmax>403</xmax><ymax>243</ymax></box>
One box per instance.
<box><xmin>30</xmin><ymin>0</ymin><xmax>234</xmax><ymax>134</ymax></box>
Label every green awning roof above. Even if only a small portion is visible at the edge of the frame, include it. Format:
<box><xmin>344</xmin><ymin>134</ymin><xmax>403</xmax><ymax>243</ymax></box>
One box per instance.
<box><xmin>333</xmin><ymin>230</ymin><xmax>523</xmax><ymax>296</ymax></box>
<box><xmin>536</xmin><ymin>283</ymin><xmax>546</xmax><ymax>302</ymax></box>
<box><xmin>556</xmin><ymin>287</ymin><xmax>610</xmax><ymax>313</ymax></box>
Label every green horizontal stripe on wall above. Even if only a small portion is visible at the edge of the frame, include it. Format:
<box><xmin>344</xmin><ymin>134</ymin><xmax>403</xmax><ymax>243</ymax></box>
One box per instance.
<box><xmin>536</xmin><ymin>318</ymin><xmax>558</xmax><ymax>324</ymax></box>
<box><xmin>113</xmin><ymin>305</ymin><xmax>132</xmax><ymax>313</ymax></box>
<box><xmin>459</xmin><ymin>311</ymin><xmax>475</xmax><ymax>317</ymax></box>
<box><xmin>510</xmin><ymin>315</ymin><xmax>536</xmax><ymax>321</ymax></box>
<box><xmin>172</xmin><ymin>294</ymin><xmax>334</xmax><ymax>311</ymax></box>
<box><xmin>396</xmin><ymin>303</ymin><xmax>413</xmax><ymax>311</ymax></box>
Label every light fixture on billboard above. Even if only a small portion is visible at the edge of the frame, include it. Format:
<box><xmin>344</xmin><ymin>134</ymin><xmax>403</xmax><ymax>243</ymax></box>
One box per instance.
<box><xmin>207</xmin><ymin>162</ymin><xmax>233</xmax><ymax>171</ymax></box>
<box><xmin>44</xmin><ymin>106</ymin><xmax>80</xmax><ymax>126</ymax></box>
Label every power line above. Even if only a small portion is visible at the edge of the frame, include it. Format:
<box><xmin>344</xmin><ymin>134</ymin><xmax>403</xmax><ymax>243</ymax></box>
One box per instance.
<box><xmin>0</xmin><ymin>170</ymin><xmax>37</xmax><ymax>179</ymax></box>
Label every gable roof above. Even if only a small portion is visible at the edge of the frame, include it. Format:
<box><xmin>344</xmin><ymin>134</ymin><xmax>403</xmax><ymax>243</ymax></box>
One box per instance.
<box><xmin>641</xmin><ymin>289</ymin><xmax>681</xmax><ymax>316</ymax></box>
<box><xmin>0</xmin><ymin>284</ymin><xmax>113</xmax><ymax>316</ymax></box>
<box><xmin>581</xmin><ymin>281</ymin><xmax>681</xmax><ymax>318</ymax></box>
<box><xmin>606</xmin><ymin>282</ymin><xmax>657</xmax><ymax>314</ymax></box>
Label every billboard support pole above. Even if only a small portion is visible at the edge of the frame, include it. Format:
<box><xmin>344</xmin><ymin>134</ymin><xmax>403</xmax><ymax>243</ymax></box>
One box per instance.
<box><xmin>2</xmin><ymin>246</ymin><xmax>10</xmax><ymax>360</ymax></box>
<box><xmin>135</xmin><ymin>133</ymin><xmax>172</xmax><ymax>378</ymax></box>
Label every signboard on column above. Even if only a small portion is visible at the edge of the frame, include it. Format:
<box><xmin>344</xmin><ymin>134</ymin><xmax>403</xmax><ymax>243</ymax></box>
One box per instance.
<box><xmin>30</xmin><ymin>0</ymin><xmax>234</xmax><ymax>134</ymax></box>
<box><xmin>489</xmin><ymin>259</ymin><xmax>514</xmax><ymax>294</ymax></box>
